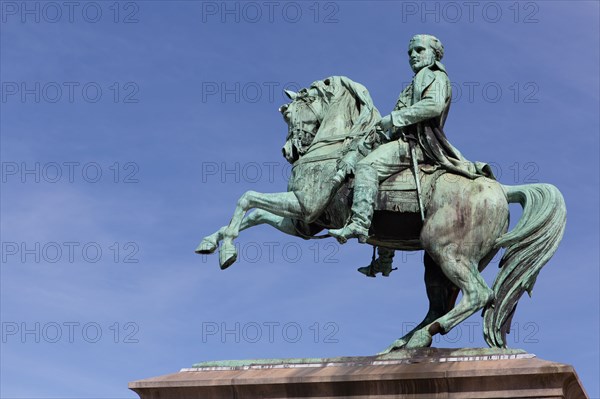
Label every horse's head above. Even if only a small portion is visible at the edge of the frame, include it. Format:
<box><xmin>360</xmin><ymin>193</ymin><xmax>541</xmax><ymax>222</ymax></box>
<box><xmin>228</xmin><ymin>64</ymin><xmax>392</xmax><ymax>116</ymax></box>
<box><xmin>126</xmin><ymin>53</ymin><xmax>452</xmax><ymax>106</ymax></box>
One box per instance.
<box><xmin>280</xmin><ymin>88</ymin><xmax>326</xmax><ymax>164</ymax></box>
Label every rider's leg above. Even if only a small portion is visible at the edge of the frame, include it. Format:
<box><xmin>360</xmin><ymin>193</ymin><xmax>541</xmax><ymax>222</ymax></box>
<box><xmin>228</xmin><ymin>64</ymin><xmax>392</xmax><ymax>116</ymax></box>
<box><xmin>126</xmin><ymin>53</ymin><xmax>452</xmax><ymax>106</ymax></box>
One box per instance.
<box><xmin>358</xmin><ymin>246</ymin><xmax>396</xmax><ymax>277</ymax></box>
<box><xmin>329</xmin><ymin>164</ymin><xmax>378</xmax><ymax>243</ymax></box>
<box><xmin>329</xmin><ymin>141</ymin><xmax>409</xmax><ymax>244</ymax></box>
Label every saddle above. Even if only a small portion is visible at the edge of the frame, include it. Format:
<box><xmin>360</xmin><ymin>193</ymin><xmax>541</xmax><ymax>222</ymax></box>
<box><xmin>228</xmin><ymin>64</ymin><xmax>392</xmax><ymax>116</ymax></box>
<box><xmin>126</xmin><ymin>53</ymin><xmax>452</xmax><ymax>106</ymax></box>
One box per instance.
<box><xmin>376</xmin><ymin>165</ymin><xmax>446</xmax><ymax>214</ymax></box>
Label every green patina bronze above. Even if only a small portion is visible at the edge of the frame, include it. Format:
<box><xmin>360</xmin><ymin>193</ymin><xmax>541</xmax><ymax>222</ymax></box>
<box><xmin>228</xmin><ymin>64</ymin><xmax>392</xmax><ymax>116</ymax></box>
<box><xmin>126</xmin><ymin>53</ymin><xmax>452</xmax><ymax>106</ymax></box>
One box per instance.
<box><xmin>196</xmin><ymin>35</ymin><xmax>566</xmax><ymax>352</ymax></box>
<box><xmin>190</xmin><ymin>348</ymin><xmax>530</xmax><ymax>370</ymax></box>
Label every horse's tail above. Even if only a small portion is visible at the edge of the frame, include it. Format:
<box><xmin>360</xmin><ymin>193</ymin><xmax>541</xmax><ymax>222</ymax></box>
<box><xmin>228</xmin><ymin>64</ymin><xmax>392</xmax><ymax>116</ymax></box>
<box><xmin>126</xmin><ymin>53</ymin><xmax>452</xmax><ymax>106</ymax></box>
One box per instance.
<box><xmin>483</xmin><ymin>183</ymin><xmax>566</xmax><ymax>348</ymax></box>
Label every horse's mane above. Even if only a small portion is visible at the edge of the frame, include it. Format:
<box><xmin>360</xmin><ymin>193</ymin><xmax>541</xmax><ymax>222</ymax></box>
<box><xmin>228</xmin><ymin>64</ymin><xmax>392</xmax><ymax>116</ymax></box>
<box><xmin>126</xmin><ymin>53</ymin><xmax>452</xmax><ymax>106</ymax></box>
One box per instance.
<box><xmin>309</xmin><ymin>76</ymin><xmax>381</xmax><ymax>142</ymax></box>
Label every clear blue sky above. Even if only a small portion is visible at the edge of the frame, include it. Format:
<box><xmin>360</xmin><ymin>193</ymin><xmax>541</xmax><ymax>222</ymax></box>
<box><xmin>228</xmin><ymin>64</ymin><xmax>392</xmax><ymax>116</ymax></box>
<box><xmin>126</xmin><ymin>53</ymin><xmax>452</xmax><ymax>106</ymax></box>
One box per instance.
<box><xmin>1</xmin><ymin>1</ymin><xmax>598</xmax><ymax>397</ymax></box>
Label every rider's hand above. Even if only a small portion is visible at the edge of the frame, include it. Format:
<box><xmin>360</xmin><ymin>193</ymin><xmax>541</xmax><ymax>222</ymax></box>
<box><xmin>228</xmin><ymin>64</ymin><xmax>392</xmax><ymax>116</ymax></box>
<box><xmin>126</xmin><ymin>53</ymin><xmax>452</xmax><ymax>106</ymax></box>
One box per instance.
<box><xmin>332</xmin><ymin>169</ymin><xmax>346</xmax><ymax>185</ymax></box>
<box><xmin>378</xmin><ymin>114</ymin><xmax>393</xmax><ymax>131</ymax></box>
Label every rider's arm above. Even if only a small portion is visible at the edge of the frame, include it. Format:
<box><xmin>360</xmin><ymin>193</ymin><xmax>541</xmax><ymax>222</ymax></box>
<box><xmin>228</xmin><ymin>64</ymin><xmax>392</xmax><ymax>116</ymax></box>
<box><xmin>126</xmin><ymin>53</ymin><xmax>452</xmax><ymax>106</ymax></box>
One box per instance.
<box><xmin>377</xmin><ymin>85</ymin><xmax>411</xmax><ymax>132</ymax></box>
<box><xmin>390</xmin><ymin>72</ymin><xmax>449</xmax><ymax>128</ymax></box>
<box><xmin>393</xmin><ymin>85</ymin><xmax>412</xmax><ymax>110</ymax></box>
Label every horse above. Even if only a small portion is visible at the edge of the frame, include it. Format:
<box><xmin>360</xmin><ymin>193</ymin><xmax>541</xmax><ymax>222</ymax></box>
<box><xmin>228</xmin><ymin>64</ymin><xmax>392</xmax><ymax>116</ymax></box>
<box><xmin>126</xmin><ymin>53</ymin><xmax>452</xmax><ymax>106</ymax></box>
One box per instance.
<box><xmin>196</xmin><ymin>76</ymin><xmax>566</xmax><ymax>352</ymax></box>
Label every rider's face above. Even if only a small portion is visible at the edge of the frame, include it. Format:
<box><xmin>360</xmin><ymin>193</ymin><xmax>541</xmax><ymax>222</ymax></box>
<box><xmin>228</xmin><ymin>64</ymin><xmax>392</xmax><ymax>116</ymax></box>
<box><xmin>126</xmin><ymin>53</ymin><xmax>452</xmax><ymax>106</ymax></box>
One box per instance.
<box><xmin>408</xmin><ymin>39</ymin><xmax>436</xmax><ymax>73</ymax></box>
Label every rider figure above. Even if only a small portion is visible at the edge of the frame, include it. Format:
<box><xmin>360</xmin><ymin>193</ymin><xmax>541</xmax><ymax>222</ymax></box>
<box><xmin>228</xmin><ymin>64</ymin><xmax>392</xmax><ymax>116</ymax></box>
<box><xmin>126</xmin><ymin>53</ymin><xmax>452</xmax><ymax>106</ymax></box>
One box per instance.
<box><xmin>330</xmin><ymin>34</ymin><xmax>489</xmax><ymax>251</ymax></box>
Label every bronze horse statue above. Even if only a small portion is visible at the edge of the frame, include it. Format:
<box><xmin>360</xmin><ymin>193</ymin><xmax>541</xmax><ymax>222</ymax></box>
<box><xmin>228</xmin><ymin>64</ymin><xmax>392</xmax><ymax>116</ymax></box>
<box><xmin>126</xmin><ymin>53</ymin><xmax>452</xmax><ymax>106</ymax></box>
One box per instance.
<box><xmin>196</xmin><ymin>76</ymin><xmax>566</xmax><ymax>352</ymax></box>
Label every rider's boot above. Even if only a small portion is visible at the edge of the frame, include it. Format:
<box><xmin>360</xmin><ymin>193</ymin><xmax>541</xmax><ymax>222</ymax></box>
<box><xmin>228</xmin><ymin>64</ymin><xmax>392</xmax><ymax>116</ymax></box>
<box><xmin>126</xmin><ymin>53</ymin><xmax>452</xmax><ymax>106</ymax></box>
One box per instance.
<box><xmin>329</xmin><ymin>165</ymin><xmax>378</xmax><ymax>244</ymax></box>
<box><xmin>358</xmin><ymin>247</ymin><xmax>396</xmax><ymax>277</ymax></box>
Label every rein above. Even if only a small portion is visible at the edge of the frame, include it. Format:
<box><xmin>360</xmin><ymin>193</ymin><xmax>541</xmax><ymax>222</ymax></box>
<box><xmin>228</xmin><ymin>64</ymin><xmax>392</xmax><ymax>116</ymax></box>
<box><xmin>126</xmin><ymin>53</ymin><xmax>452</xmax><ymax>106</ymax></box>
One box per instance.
<box><xmin>288</xmin><ymin>98</ymin><xmax>320</xmax><ymax>156</ymax></box>
<box><xmin>292</xmin><ymin>131</ymin><xmax>366</xmax><ymax>168</ymax></box>
<box><xmin>287</xmin><ymin>93</ymin><xmax>369</xmax><ymax>168</ymax></box>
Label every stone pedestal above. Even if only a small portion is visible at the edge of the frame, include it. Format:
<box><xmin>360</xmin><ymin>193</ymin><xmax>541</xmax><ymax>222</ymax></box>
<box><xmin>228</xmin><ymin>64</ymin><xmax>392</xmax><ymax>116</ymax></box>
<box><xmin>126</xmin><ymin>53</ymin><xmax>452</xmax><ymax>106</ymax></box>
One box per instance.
<box><xmin>129</xmin><ymin>348</ymin><xmax>588</xmax><ymax>398</ymax></box>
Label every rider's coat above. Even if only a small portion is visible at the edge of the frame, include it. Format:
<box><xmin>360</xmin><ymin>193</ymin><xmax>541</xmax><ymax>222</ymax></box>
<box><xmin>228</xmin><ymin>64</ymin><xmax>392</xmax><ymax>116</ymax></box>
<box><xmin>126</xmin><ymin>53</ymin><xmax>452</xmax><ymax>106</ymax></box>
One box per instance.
<box><xmin>389</xmin><ymin>61</ymin><xmax>491</xmax><ymax>179</ymax></box>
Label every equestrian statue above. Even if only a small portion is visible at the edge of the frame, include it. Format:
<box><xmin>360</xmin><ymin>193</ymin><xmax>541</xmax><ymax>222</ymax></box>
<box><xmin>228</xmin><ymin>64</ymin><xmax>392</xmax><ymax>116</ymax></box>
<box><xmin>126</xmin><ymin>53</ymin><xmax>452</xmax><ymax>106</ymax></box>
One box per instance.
<box><xmin>195</xmin><ymin>34</ymin><xmax>566</xmax><ymax>352</ymax></box>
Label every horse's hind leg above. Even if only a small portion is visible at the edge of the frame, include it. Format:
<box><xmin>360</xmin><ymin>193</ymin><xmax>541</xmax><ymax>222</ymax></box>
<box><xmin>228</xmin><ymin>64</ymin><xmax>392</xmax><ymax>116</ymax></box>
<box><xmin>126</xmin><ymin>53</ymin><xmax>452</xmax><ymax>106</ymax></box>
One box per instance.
<box><xmin>394</xmin><ymin>177</ymin><xmax>507</xmax><ymax>349</ymax></box>
<box><xmin>379</xmin><ymin>253</ymin><xmax>458</xmax><ymax>353</ymax></box>
<box><xmin>196</xmin><ymin>209</ymin><xmax>299</xmax><ymax>255</ymax></box>
<box><xmin>405</xmin><ymin>244</ymin><xmax>494</xmax><ymax>348</ymax></box>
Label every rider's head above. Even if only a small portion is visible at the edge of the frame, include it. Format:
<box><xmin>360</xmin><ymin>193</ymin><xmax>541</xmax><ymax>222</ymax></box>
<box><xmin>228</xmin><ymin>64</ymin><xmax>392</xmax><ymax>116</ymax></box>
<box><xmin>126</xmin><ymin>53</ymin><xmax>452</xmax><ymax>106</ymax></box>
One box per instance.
<box><xmin>408</xmin><ymin>34</ymin><xmax>444</xmax><ymax>73</ymax></box>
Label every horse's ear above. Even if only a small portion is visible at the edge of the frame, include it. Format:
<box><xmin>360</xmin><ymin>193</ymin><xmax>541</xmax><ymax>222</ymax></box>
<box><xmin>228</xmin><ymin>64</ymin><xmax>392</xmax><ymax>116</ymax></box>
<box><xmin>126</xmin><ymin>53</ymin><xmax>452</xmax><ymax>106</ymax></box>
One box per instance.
<box><xmin>284</xmin><ymin>89</ymin><xmax>298</xmax><ymax>100</ymax></box>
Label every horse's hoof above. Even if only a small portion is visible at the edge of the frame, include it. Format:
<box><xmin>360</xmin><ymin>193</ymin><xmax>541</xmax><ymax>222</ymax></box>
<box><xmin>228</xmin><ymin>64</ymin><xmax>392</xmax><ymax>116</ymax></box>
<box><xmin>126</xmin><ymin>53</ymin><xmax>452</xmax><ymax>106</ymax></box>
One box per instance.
<box><xmin>219</xmin><ymin>242</ymin><xmax>237</xmax><ymax>270</ymax></box>
<box><xmin>405</xmin><ymin>330</ymin><xmax>432</xmax><ymax>349</ymax></box>
<box><xmin>377</xmin><ymin>338</ymin><xmax>408</xmax><ymax>355</ymax></box>
<box><xmin>195</xmin><ymin>237</ymin><xmax>217</xmax><ymax>254</ymax></box>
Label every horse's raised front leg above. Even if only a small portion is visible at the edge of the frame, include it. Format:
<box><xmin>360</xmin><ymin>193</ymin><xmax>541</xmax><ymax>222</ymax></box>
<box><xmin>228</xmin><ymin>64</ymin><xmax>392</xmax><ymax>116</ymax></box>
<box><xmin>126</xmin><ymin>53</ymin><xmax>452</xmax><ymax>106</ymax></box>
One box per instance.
<box><xmin>196</xmin><ymin>209</ymin><xmax>299</xmax><ymax>255</ymax></box>
<box><xmin>218</xmin><ymin>191</ymin><xmax>305</xmax><ymax>269</ymax></box>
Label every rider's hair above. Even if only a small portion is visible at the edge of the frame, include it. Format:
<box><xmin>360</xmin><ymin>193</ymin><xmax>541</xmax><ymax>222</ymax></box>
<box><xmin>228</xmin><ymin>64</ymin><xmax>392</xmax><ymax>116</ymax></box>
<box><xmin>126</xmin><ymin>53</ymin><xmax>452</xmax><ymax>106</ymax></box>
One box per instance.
<box><xmin>411</xmin><ymin>34</ymin><xmax>444</xmax><ymax>61</ymax></box>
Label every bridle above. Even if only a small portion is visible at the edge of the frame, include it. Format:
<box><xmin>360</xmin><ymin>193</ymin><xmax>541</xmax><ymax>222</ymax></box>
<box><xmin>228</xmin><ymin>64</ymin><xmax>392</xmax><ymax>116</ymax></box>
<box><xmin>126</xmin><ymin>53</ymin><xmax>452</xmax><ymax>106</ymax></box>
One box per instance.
<box><xmin>287</xmin><ymin>97</ymin><xmax>322</xmax><ymax>156</ymax></box>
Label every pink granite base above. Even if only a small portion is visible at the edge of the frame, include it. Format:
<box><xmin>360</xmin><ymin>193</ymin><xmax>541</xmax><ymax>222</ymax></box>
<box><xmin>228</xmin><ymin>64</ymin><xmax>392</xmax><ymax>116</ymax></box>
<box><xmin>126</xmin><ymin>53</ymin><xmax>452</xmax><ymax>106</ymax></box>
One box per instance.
<box><xmin>129</xmin><ymin>352</ymin><xmax>587</xmax><ymax>399</ymax></box>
